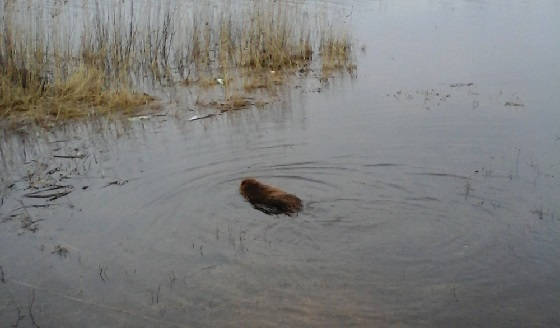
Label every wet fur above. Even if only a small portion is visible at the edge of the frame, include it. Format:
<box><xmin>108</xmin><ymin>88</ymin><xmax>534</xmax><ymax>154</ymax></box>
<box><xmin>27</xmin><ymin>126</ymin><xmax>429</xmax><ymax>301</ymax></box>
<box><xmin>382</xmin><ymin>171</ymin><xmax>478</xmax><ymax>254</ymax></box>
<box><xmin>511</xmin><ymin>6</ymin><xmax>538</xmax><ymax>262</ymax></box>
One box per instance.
<box><xmin>240</xmin><ymin>178</ymin><xmax>302</xmax><ymax>215</ymax></box>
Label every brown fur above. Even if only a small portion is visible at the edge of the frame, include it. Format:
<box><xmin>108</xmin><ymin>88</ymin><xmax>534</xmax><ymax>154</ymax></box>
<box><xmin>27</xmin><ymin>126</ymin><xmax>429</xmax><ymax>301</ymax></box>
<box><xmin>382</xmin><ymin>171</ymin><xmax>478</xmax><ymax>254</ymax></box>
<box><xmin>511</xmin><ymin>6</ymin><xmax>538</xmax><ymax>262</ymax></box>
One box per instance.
<box><xmin>240</xmin><ymin>178</ymin><xmax>302</xmax><ymax>215</ymax></box>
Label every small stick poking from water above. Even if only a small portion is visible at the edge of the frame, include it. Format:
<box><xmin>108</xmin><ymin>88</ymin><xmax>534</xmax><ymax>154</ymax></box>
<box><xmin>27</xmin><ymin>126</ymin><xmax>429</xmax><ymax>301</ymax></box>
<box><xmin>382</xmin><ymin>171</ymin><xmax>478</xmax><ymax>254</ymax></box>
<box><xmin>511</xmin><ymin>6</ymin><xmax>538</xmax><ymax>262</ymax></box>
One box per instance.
<box><xmin>168</xmin><ymin>271</ymin><xmax>176</xmax><ymax>289</ymax></box>
<box><xmin>14</xmin><ymin>307</ymin><xmax>25</xmax><ymax>327</ymax></box>
<box><xmin>149</xmin><ymin>285</ymin><xmax>162</xmax><ymax>305</ymax></box>
<box><xmin>451</xmin><ymin>286</ymin><xmax>459</xmax><ymax>302</ymax></box>
<box><xmin>98</xmin><ymin>265</ymin><xmax>108</xmax><ymax>282</ymax></box>
<box><xmin>0</xmin><ymin>265</ymin><xmax>5</xmax><ymax>283</ymax></box>
<box><xmin>28</xmin><ymin>289</ymin><xmax>40</xmax><ymax>328</ymax></box>
<box><xmin>156</xmin><ymin>285</ymin><xmax>161</xmax><ymax>304</ymax></box>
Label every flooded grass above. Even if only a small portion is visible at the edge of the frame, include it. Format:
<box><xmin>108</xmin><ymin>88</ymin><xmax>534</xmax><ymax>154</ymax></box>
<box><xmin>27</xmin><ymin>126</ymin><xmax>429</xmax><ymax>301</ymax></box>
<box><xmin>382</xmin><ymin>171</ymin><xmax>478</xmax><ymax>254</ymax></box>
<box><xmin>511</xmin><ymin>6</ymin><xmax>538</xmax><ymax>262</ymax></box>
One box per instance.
<box><xmin>0</xmin><ymin>0</ymin><xmax>354</xmax><ymax>126</ymax></box>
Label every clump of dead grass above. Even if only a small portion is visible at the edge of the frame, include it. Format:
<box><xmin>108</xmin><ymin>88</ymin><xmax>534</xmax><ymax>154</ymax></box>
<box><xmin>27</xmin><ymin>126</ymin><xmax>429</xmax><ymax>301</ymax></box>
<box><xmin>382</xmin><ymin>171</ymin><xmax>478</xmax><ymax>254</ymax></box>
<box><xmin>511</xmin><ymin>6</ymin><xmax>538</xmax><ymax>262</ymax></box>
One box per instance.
<box><xmin>0</xmin><ymin>65</ymin><xmax>152</xmax><ymax>125</ymax></box>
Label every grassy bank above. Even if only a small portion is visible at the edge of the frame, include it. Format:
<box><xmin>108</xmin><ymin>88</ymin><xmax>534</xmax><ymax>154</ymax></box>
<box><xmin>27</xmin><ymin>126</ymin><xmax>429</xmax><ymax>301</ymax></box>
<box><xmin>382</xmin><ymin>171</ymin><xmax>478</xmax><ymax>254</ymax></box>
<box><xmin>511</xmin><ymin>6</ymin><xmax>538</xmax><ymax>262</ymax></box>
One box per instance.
<box><xmin>0</xmin><ymin>0</ymin><xmax>355</xmax><ymax>126</ymax></box>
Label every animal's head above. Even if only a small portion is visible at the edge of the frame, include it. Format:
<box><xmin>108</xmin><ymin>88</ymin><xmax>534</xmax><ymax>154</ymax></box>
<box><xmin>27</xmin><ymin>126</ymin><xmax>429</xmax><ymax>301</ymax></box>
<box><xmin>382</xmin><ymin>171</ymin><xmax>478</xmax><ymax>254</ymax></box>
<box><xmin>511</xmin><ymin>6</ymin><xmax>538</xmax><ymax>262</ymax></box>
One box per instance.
<box><xmin>240</xmin><ymin>178</ymin><xmax>259</xmax><ymax>190</ymax></box>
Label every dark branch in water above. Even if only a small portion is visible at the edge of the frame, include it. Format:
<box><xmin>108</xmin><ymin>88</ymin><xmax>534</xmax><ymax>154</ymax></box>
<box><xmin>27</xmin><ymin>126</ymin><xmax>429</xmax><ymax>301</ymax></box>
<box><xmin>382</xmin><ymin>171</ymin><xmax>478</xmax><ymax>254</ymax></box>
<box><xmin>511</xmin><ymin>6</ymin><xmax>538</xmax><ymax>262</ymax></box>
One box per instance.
<box><xmin>0</xmin><ymin>265</ymin><xmax>5</xmax><ymax>283</ymax></box>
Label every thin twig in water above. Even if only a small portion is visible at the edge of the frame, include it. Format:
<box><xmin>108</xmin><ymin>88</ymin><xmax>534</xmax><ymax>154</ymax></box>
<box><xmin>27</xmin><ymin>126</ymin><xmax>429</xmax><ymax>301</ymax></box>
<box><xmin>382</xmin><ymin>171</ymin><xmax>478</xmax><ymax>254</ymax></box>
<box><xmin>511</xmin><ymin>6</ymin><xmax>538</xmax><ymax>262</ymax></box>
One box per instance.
<box><xmin>464</xmin><ymin>180</ymin><xmax>471</xmax><ymax>200</ymax></box>
<box><xmin>0</xmin><ymin>265</ymin><xmax>5</xmax><ymax>283</ymax></box>
<box><xmin>47</xmin><ymin>191</ymin><xmax>72</xmax><ymax>201</ymax></box>
<box><xmin>98</xmin><ymin>265</ymin><xmax>108</xmax><ymax>282</ymax></box>
<box><xmin>168</xmin><ymin>271</ymin><xmax>176</xmax><ymax>289</ymax></box>
<box><xmin>28</xmin><ymin>289</ymin><xmax>40</xmax><ymax>328</ymax></box>
<box><xmin>2</xmin><ymin>281</ymin><xmax>26</xmax><ymax>327</ymax></box>
<box><xmin>18</xmin><ymin>200</ymin><xmax>31</xmax><ymax>220</ymax></box>
<box><xmin>53</xmin><ymin>154</ymin><xmax>86</xmax><ymax>159</ymax></box>
<box><xmin>156</xmin><ymin>284</ymin><xmax>161</xmax><ymax>304</ymax></box>
<box><xmin>451</xmin><ymin>286</ymin><xmax>459</xmax><ymax>302</ymax></box>
<box><xmin>8</xmin><ymin>205</ymin><xmax>52</xmax><ymax>214</ymax></box>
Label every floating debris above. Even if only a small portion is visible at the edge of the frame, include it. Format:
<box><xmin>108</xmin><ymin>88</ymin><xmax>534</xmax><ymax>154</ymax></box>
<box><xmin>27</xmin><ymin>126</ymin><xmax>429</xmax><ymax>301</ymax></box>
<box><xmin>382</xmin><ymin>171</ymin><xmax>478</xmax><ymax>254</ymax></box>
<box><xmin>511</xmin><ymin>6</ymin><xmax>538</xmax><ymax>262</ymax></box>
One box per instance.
<box><xmin>52</xmin><ymin>245</ymin><xmax>69</xmax><ymax>258</ymax></box>
<box><xmin>46</xmin><ymin>167</ymin><xmax>61</xmax><ymax>175</ymax></box>
<box><xmin>449</xmin><ymin>82</ymin><xmax>474</xmax><ymax>87</ymax></box>
<box><xmin>189</xmin><ymin>114</ymin><xmax>217</xmax><ymax>121</ymax></box>
<box><xmin>128</xmin><ymin>115</ymin><xmax>152</xmax><ymax>121</ymax></box>
<box><xmin>505</xmin><ymin>101</ymin><xmax>524</xmax><ymax>107</ymax></box>
<box><xmin>104</xmin><ymin>179</ymin><xmax>128</xmax><ymax>188</ymax></box>
<box><xmin>24</xmin><ymin>185</ymin><xmax>73</xmax><ymax>201</ymax></box>
<box><xmin>20</xmin><ymin>215</ymin><xmax>43</xmax><ymax>233</ymax></box>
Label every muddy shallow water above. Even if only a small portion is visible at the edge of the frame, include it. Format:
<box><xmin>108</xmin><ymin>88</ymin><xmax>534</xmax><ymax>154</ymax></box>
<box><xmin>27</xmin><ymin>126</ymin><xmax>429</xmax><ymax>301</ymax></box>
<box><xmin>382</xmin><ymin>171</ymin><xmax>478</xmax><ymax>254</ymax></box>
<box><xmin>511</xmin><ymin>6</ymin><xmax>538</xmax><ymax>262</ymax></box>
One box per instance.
<box><xmin>2</xmin><ymin>0</ymin><xmax>560</xmax><ymax>327</ymax></box>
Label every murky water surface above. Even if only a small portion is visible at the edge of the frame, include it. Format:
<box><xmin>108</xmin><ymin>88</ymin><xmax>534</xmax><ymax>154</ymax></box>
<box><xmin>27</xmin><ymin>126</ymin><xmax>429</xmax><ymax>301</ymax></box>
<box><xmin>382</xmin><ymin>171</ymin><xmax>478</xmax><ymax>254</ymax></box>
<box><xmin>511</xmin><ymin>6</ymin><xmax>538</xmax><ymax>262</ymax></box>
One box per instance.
<box><xmin>2</xmin><ymin>0</ymin><xmax>560</xmax><ymax>327</ymax></box>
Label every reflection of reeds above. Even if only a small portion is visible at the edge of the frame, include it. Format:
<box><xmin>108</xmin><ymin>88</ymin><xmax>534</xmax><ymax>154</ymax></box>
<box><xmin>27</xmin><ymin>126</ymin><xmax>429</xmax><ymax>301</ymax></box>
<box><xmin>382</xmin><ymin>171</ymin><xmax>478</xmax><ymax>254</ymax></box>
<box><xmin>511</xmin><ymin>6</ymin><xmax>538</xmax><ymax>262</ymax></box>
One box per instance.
<box><xmin>0</xmin><ymin>0</ymin><xmax>354</xmax><ymax>124</ymax></box>
<box><xmin>320</xmin><ymin>33</ymin><xmax>355</xmax><ymax>76</ymax></box>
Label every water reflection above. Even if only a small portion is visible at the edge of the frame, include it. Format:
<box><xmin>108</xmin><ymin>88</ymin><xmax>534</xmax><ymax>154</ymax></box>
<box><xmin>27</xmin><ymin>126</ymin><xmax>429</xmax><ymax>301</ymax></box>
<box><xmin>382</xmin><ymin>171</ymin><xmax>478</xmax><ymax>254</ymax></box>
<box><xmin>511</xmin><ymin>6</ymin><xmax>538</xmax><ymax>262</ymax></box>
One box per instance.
<box><xmin>2</xmin><ymin>0</ymin><xmax>560</xmax><ymax>327</ymax></box>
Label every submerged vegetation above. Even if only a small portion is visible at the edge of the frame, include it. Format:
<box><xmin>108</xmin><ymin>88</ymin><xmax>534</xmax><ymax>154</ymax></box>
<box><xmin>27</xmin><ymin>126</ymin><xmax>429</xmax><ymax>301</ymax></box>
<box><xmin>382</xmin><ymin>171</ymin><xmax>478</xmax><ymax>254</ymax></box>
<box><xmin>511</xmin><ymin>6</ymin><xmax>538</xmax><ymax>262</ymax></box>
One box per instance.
<box><xmin>0</xmin><ymin>0</ymin><xmax>355</xmax><ymax>126</ymax></box>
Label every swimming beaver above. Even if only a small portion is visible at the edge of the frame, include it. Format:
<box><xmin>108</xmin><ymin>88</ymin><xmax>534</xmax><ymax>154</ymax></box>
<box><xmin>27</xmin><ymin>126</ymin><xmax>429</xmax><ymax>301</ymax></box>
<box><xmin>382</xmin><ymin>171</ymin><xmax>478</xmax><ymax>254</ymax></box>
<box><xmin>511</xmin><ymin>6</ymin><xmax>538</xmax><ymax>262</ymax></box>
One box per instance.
<box><xmin>240</xmin><ymin>178</ymin><xmax>302</xmax><ymax>215</ymax></box>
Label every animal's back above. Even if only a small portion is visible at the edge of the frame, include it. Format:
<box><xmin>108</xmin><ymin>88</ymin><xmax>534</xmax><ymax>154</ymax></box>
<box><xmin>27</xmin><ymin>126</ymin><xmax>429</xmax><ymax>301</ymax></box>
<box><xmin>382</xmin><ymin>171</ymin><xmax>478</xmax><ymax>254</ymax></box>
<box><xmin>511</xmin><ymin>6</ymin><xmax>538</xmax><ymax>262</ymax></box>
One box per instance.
<box><xmin>240</xmin><ymin>178</ymin><xmax>302</xmax><ymax>215</ymax></box>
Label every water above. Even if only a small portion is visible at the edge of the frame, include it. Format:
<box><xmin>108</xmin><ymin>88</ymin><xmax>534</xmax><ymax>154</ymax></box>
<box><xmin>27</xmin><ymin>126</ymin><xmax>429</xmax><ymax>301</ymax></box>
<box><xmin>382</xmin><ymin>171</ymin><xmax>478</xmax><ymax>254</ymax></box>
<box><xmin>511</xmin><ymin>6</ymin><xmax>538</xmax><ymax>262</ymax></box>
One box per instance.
<box><xmin>1</xmin><ymin>0</ymin><xmax>560</xmax><ymax>327</ymax></box>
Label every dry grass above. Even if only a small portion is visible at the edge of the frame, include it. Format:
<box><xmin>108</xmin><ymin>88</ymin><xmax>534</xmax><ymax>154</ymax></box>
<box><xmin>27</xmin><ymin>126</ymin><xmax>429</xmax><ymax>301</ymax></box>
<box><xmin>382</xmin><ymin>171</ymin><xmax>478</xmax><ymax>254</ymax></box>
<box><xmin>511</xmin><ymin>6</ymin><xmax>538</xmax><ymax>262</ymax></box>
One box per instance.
<box><xmin>0</xmin><ymin>65</ymin><xmax>152</xmax><ymax>125</ymax></box>
<box><xmin>0</xmin><ymin>1</ymin><xmax>158</xmax><ymax>126</ymax></box>
<box><xmin>0</xmin><ymin>0</ymin><xmax>355</xmax><ymax>125</ymax></box>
